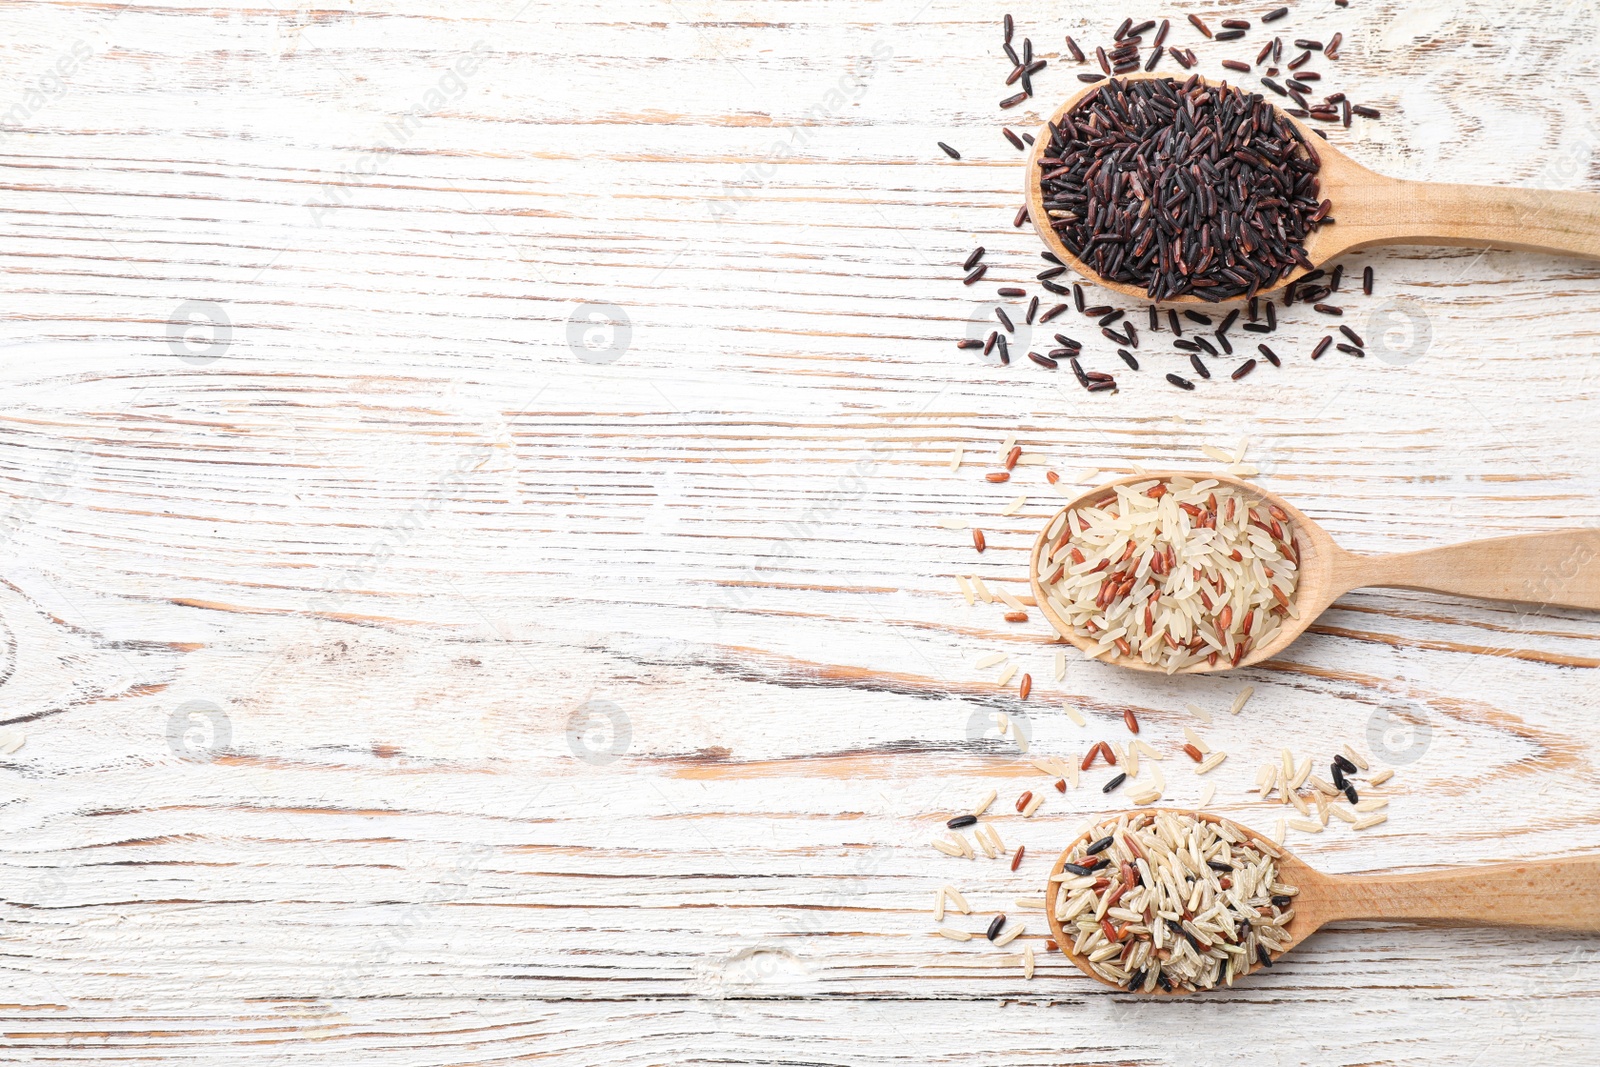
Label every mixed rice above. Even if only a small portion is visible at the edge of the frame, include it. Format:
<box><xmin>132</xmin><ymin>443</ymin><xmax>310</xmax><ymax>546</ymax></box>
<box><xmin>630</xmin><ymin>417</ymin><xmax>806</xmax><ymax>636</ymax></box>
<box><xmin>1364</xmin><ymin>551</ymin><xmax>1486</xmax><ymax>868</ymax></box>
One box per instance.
<box><xmin>1051</xmin><ymin>810</ymin><xmax>1296</xmax><ymax>992</ymax></box>
<box><xmin>1037</xmin><ymin>476</ymin><xmax>1300</xmax><ymax>671</ymax></box>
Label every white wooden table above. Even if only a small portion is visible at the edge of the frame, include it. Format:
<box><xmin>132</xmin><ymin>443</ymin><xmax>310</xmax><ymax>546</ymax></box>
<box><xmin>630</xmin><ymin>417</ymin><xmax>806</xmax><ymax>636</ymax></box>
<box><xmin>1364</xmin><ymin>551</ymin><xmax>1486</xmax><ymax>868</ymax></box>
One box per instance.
<box><xmin>3</xmin><ymin>0</ymin><xmax>1600</xmax><ymax>1062</ymax></box>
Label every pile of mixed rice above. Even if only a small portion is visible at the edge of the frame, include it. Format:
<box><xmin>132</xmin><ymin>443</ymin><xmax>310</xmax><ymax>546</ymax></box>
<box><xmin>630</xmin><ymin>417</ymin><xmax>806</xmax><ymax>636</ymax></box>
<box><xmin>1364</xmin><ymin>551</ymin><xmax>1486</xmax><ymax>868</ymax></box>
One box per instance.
<box><xmin>1052</xmin><ymin>810</ymin><xmax>1296</xmax><ymax>992</ymax></box>
<box><xmin>1037</xmin><ymin>477</ymin><xmax>1300</xmax><ymax>671</ymax></box>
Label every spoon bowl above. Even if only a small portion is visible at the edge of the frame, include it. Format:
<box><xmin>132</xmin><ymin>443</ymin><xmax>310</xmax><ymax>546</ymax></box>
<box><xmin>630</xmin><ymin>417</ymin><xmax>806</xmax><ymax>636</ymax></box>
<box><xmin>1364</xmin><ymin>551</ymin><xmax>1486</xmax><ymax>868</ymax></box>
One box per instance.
<box><xmin>1029</xmin><ymin>470</ymin><xmax>1600</xmax><ymax>674</ymax></box>
<box><xmin>1045</xmin><ymin>809</ymin><xmax>1600</xmax><ymax>995</ymax></box>
<box><xmin>1025</xmin><ymin>73</ymin><xmax>1600</xmax><ymax>303</ymax></box>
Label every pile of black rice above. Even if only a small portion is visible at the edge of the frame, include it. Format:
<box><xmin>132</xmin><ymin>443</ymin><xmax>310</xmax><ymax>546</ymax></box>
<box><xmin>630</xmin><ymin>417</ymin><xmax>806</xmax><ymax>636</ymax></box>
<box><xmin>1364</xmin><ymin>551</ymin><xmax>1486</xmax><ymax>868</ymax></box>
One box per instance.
<box><xmin>1039</xmin><ymin>75</ymin><xmax>1330</xmax><ymax>301</ymax></box>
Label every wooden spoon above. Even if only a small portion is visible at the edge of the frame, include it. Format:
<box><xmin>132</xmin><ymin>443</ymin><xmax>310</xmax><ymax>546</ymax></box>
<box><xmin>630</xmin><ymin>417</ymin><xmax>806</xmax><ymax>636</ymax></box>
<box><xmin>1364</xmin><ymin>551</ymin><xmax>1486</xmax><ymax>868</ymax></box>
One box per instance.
<box><xmin>1045</xmin><ymin>809</ymin><xmax>1600</xmax><ymax>995</ymax></box>
<box><xmin>1028</xmin><ymin>470</ymin><xmax>1600</xmax><ymax>674</ymax></box>
<box><xmin>1024</xmin><ymin>73</ymin><xmax>1600</xmax><ymax>303</ymax></box>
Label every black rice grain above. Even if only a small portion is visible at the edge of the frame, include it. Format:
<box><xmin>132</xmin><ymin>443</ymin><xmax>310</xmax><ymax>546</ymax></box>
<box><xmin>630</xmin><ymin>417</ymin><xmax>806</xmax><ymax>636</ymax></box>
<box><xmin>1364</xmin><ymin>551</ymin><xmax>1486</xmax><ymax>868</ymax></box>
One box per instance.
<box><xmin>1025</xmin><ymin>295</ymin><xmax>1039</xmax><ymax>324</ymax></box>
<box><xmin>1029</xmin><ymin>351</ymin><xmax>1058</xmax><ymax>368</ymax></box>
<box><xmin>1065</xmin><ymin>35</ymin><xmax>1085</xmax><ymax>62</ymax></box>
<box><xmin>1311</xmin><ymin>335</ymin><xmax>1331</xmax><ymax>360</ymax></box>
<box><xmin>1344</xmin><ymin>783</ymin><xmax>1360</xmax><ymax>804</ymax></box>
<box><xmin>1363</xmin><ymin>265</ymin><xmax>1374</xmax><ymax>295</ymax></box>
<box><xmin>1258</xmin><ymin>343</ymin><xmax>1280</xmax><ymax>366</ymax></box>
<box><xmin>1000</xmin><ymin>91</ymin><xmax>1027</xmax><ymax>109</ymax></box>
<box><xmin>1190</xmin><ymin>353</ymin><xmax>1211</xmax><ymax>378</ymax></box>
<box><xmin>1339</xmin><ymin>324</ymin><xmax>1364</xmax><ymax>347</ymax></box>
<box><xmin>947</xmin><ymin>814</ymin><xmax>977</xmax><ymax>828</ymax></box>
<box><xmin>1003</xmin><ymin>127</ymin><xmax>1025</xmax><ymax>150</ymax></box>
<box><xmin>1214</xmin><ymin>28</ymin><xmax>1246</xmax><ymax>41</ymax></box>
<box><xmin>986</xmin><ymin>913</ymin><xmax>1007</xmax><ymax>941</ymax></box>
<box><xmin>1263</xmin><ymin>6</ymin><xmax>1288</xmax><ymax>21</ymax></box>
<box><xmin>1336</xmin><ymin>343</ymin><xmax>1364</xmax><ymax>356</ymax></box>
<box><xmin>963</xmin><ymin>247</ymin><xmax>985</xmax><ymax>271</ymax></box>
<box><xmin>1039</xmin><ymin>302</ymin><xmax>1068</xmax><ymax>323</ymax></box>
<box><xmin>1102</xmin><ymin>772</ymin><xmax>1127</xmax><ymax>793</ymax></box>
<box><xmin>938</xmin><ymin>141</ymin><xmax>960</xmax><ymax>160</ymax></box>
<box><xmin>1313</xmin><ymin>302</ymin><xmax>1342</xmax><ymax>316</ymax></box>
<box><xmin>1166</xmin><ymin>372</ymin><xmax>1195</xmax><ymax>390</ymax></box>
<box><xmin>1118</xmin><ymin>348</ymin><xmax>1139</xmax><ymax>369</ymax></box>
<box><xmin>957</xmin><ymin>339</ymin><xmax>983</xmax><ymax>350</ymax></box>
<box><xmin>1231</xmin><ymin>358</ymin><xmax>1257</xmax><ymax>380</ymax></box>
<box><xmin>964</xmin><ymin>265</ymin><xmax>987</xmax><ymax>285</ymax></box>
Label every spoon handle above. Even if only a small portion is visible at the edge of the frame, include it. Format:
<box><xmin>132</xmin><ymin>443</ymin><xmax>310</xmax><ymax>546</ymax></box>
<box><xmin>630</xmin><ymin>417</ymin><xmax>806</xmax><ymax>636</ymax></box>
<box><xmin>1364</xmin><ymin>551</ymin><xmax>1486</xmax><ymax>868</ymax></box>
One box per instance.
<box><xmin>1348</xmin><ymin>529</ymin><xmax>1600</xmax><ymax>611</ymax></box>
<box><xmin>1325</xmin><ymin>856</ymin><xmax>1600</xmax><ymax>931</ymax></box>
<box><xmin>1362</xmin><ymin>177</ymin><xmax>1600</xmax><ymax>260</ymax></box>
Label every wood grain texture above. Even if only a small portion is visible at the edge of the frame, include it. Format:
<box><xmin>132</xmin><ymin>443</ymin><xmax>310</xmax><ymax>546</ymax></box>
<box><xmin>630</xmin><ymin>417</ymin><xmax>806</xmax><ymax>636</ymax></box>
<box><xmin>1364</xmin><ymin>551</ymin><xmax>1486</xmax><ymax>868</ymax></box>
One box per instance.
<box><xmin>2</xmin><ymin>0</ymin><xmax>1600</xmax><ymax>1063</ymax></box>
